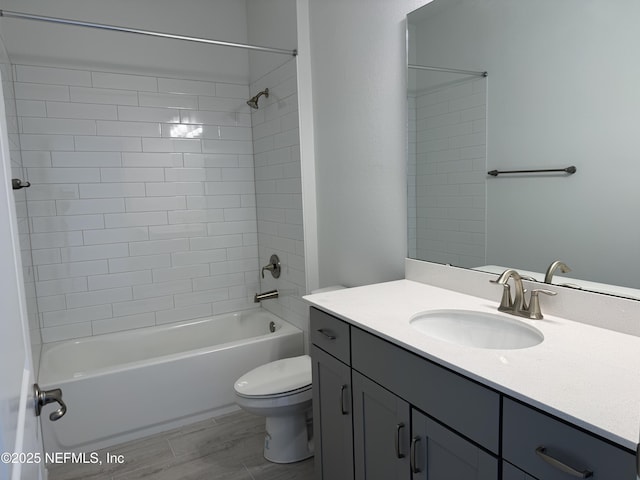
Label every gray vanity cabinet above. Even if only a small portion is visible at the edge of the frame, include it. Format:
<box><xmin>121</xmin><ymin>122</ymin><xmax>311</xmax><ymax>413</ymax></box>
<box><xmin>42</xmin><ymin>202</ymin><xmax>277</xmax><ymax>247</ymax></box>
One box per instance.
<box><xmin>310</xmin><ymin>308</ymin><xmax>354</xmax><ymax>480</ymax></box>
<box><xmin>411</xmin><ymin>409</ymin><xmax>498</xmax><ymax>480</ymax></box>
<box><xmin>350</xmin><ymin>326</ymin><xmax>500</xmax><ymax>455</ymax></box>
<box><xmin>351</xmin><ymin>369</ymin><xmax>498</xmax><ymax>480</ymax></box>
<box><xmin>311</xmin><ymin>345</ymin><xmax>353</xmax><ymax>480</ymax></box>
<box><xmin>352</xmin><ymin>371</ymin><xmax>411</xmax><ymax>479</ymax></box>
<box><xmin>310</xmin><ymin>307</ymin><xmax>635</xmax><ymax>480</ymax></box>
<box><xmin>502</xmin><ymin>462</ymin><xmax>537</xmax><ymax>480</ymax></box>
<box><xmin>502</xmin><ymin>398</ymin><xmax>636</xmax><ymax>479</ymax></box>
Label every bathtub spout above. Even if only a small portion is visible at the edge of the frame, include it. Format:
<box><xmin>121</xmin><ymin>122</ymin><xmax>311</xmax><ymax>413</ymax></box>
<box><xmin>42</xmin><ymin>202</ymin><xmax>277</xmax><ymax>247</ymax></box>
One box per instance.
<box><xmin>254</xmin><ymin>289</ymin><xmax>279</xmax><ymax>303</ymax></box>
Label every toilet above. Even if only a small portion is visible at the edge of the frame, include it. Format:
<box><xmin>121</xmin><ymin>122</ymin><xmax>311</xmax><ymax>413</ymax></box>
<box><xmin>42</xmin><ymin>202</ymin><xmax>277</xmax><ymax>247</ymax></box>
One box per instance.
<box><xmin>234</xmin><ymin>355</ymin><xmax>313</xmax><ymax>463</ymax></box>
<box><xmin>234</xmin><ymin>286</ymin><xmax>345</xmax><ymax>463</ymax></box>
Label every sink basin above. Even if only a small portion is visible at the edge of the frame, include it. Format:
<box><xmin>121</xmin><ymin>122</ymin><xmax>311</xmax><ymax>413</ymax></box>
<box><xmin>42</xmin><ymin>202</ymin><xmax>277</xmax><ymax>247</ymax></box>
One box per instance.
<box><xmin>409</xmin><ymin>309</ymin><xmax>543</xmax><ymax>350</ymax></box>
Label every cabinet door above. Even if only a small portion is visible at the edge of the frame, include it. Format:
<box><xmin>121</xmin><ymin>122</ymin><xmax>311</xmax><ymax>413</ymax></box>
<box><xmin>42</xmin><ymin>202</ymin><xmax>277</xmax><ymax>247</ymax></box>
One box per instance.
<box><xmin>312</xmin><ymin>345</ymin><xmax>353</xmax><ymax>480</ymax></box>
<box><xmin>410</xmin><ymin>409</ymin><xmax>498</xmax><ymax>480</ymax></box>
<box><xmin>353</xmin><ymin>372</ymin><xmax>411</xmax><ymax>480</ymax></box>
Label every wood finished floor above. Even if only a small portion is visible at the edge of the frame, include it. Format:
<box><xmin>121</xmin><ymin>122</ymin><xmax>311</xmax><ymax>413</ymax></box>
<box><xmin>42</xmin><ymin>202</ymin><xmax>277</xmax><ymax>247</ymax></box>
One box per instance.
<box><xmin>47</xmin><ymin>410</ymin><xmax>314</xmax><ymax>480</ymax></box>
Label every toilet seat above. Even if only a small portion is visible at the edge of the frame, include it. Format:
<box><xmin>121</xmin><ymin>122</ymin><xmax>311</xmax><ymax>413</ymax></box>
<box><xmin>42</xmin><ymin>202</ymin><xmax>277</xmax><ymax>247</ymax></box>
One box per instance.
<box><xmin>235</xmin><ymin>384</ymin><xmax>311</xmax><ymax>400</ymax></box>
<box><xmin>234</xmin><ymin>355</ymin><xmax>311</xmax><ymax>399</ymax></box>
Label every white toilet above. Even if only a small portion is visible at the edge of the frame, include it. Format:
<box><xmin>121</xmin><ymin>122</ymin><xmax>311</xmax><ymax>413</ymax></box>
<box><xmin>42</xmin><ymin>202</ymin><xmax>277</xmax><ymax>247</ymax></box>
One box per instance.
<box><xmin>234</xmin><ymin>354</ymin><xmax>313</xmax><ymax>463</ymax></box>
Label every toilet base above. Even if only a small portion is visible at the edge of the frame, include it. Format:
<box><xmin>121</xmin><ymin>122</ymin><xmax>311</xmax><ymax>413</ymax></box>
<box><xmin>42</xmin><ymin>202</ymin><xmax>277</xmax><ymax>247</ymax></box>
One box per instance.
<box><xmin>263</xmin><ymin>412</ymin><xmax>314</xmax><ymax>463</ymax></box>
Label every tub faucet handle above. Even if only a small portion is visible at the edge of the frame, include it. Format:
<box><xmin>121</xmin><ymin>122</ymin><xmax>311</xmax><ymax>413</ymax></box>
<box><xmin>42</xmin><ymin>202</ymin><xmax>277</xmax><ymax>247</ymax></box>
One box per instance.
<box><xmin>34</xmin><ymin>383</ymin><xmax>67</xmax><ymax>421</ymax></box>
<box><xmin>261</xmin><ymin>254</ymin><xmax>281</xmax><ymax>279</ymax></box>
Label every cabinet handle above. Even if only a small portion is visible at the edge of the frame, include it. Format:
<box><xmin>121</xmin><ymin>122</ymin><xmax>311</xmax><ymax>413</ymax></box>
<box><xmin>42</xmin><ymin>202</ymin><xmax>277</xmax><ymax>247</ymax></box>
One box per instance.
<box><xmin>410</xmin><ymin>436</ymin><xmax>422</xmax><ymax>474</ymax></box>
<box><xmin>395</xmin><ymin>423</ymin><xmax>405</xmax><ymax>458</ymax></box>
<box><xmin>340</xmin><ymin>384</ymin><xmax>348</xmax><ymax>415</ymax></box>
<box><xmin>317</xmin><ymin>328</ymin><xmax>336</xmax><ymax>340</ymax></box>
<box><xmin>535</xmin><ymin>446</ymin><xmax>593</xmax><ymax>478</ymax></box>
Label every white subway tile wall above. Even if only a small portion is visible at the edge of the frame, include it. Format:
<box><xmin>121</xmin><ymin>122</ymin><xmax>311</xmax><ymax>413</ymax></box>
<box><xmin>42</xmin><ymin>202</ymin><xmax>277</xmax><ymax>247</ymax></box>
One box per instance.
<box><xmin>249</xmin><ymin>59</ymin><xmax>307</xmax><ymax>336</ymax></box>
<box><xmin>414</xmin><ymin>77</ymin><xmax>487</xmax><ymax>268</ymax></box>
<box><xmin>15</xmin><ymin>64</ymin><xmax>266</xmax><ymax>342</ymax></box>
<box><xmin>408</xmin><ymin>94</ymin><xmax>417</xmax><ymax>259</ymax></box>
<box><xmin>2</xmin><ymin>58</ymin><xmax>43</xmax><ymax>352</ymax></box>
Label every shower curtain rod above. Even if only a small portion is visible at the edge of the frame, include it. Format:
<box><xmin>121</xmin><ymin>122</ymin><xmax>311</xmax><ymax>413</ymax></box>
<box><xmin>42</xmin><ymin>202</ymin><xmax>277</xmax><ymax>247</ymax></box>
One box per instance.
<box><xmin>0</xmin><ymin>9</ymin><xmax>297</xmax><ymax>57</ymax></box>
<box><xmin>409</xmin><ymin>63</ymin><xmax>487</xmax><ymax>77</ymax></box>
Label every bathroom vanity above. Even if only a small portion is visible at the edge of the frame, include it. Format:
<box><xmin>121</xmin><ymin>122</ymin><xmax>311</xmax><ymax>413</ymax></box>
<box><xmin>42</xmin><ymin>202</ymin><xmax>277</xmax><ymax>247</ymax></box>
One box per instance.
<box><xmin>305</xmin><ymin>280</ymin><xmax>640</xmax><ymax>479</ymax></box>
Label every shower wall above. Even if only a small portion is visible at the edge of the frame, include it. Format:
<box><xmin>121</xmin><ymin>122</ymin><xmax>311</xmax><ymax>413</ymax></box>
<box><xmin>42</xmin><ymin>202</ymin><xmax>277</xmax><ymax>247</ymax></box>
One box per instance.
<box><xmin>408</xmin><ymin>93</ymin><xmax>417</xmax><ymax>259</ymax></box>
<box><xmin>245</xmin><ymin>0</ymin><xmax>306</xmax><ymax>337</ymax></box>
<box><xmin>249</xmin><ymin>58</ymin><xmax>306</xmax><ymax>333</ymax></box>
<box><xmin>0</xmin><ymin>37</ymin><xmax>42</xmax><ymax>365</ymax></box>
<box><xmin>413</xmin><ymin>77</ymin><xmax>487</xmax><ymax>268</ymax></box>
<box><xmin>15</xmin><ymin>64</ymin><xmax>262</xmax><ymax>343</ymax></box>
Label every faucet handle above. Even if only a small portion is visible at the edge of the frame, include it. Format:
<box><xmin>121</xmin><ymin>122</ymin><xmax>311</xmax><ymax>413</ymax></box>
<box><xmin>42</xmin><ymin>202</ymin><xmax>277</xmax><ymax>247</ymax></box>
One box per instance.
<box><xmin>559</xmin><ymin>283</ymin><xmax>582</xmax><ymax>290</ymax></box>
<box><xmin>261</xmin><ymin>254</ymin><xmax>281</xmax><ymax>279</ymax></box>
<box><xmin>531</xmin><ymin>288</ymin><xmax>557</xmax><ymax>296</ymax></box>
<box><xmin>528</xmin><ymin>289</ymin><xmax>557</xmax><ymax>319</ymax></box>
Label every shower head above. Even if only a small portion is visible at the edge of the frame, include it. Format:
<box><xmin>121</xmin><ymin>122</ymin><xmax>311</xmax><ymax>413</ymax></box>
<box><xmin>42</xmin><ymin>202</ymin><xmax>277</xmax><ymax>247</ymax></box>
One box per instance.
<box><xmin>247</xmin><ymin>88</ymin><xmax>269</xmax><ymax>109</ymax></box>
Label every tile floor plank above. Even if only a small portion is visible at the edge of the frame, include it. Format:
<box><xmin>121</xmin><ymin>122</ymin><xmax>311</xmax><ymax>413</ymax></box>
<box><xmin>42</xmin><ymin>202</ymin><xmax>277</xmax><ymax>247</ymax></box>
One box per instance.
<box><xmin>48</xmin><ymin>410</ymin><xmax>313</xmax><ymax>480</ymax></box>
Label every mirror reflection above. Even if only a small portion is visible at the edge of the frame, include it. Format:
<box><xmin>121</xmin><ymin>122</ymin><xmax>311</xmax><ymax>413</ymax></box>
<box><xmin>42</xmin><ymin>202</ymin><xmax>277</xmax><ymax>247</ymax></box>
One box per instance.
<box><xmin>408</xmin><ymin>0</ymin><xmax>640</xmax><ymax>300</ymax></box>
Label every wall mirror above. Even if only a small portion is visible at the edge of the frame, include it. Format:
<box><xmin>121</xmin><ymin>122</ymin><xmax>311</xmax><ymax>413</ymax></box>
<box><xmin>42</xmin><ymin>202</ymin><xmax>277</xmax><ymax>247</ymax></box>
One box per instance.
<box><xmin>407</xmin><ymin>0</ymin><xmax>640</xmax><ymax>300</ymax></box>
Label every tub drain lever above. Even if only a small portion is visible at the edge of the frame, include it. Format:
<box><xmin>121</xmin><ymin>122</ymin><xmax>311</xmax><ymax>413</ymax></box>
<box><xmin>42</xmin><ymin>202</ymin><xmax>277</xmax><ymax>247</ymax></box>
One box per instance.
<box><xmin>34</xmin><ymin>383</ymin><xmax>67</xmax><ymax>421</ymax></box>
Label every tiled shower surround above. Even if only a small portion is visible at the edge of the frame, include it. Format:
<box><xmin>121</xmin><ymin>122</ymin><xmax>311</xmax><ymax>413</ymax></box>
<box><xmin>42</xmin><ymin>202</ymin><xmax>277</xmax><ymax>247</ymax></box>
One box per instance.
<box><xmin>249</xmin><ymin>60</ymin><xmax>307</xmax><ymax>334</ymax></box>
<box><xmin>1</xmin><ymin>53</ymin><xmax>42</xmax><ymax>355</ymax></box>
<box><xmin>412</xmin><ymin>76</ymin><xmax>487</xmax><ymax>268</ymax></box>
<box><xmin>15</xmin><ymin>61</ymin><xmax>303</xmax><ymax>343</ymax></box>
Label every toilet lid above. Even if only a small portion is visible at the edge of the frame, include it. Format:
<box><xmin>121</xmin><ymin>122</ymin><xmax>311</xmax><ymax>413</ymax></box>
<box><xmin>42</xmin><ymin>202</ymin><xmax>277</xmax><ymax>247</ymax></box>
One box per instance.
<box><xmin>234</xmin><ymin>355</ymin><xmax>311</xmax><ymax>397</ymax></box>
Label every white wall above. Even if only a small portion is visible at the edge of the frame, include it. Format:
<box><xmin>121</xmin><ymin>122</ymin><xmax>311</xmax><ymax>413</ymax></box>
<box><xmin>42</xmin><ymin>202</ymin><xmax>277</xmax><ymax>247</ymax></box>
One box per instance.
<box><xmin>0</xmin><ymin>0</ymin><xmax>251</xmax><ymax>83</ymax></box>
<box><xmin>303</xmin><ymin>0</ymin><xmax>428</xmax><ymax>288</ymax></box>
<box><xmin>246</xmin><ymin>0</ymin><xmax>298</xmax><ymax>84</ymax></box>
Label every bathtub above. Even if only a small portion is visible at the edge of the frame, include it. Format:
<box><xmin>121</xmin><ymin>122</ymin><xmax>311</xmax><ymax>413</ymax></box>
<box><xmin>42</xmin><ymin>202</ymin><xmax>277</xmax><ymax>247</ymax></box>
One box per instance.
<box><xmin>38</xmin><ymin>309</ymin><xmax>304</xmax><ymax>453</ymax></box>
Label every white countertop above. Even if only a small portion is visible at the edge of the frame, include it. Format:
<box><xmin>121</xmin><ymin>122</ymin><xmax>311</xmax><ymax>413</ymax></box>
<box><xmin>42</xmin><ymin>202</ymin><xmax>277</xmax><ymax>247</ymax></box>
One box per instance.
<box><xmin>304</xmin><ymin>279</ymin><xmax>640</xmax><ymax>451</ymax></box>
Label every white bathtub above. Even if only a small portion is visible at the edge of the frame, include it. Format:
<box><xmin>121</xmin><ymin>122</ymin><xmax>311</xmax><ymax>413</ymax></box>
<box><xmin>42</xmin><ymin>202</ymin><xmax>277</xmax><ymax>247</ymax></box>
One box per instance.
<box><xmin>38</xmin><ymin>309</ymin><xmax>304</xmax><ymax>453</ymax></box>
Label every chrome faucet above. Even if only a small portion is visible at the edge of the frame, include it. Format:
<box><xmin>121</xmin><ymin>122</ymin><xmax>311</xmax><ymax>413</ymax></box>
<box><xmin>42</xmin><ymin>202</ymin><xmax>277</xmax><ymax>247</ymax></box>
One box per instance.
<box><xmin>544</xmin><ymin>260</ymin><xmax>571</xmax><ymax>284</ymax></box>
<box><xmin>254</xmin><ymin>289</ymin><xmax>279</xmax><ymax>303</ymax></box>
<box><xmin>491</xmin><ymin>269</ymin><xmax>557</xmax><ymax>319</ymax></box>
<box><xmin>491</xmin><ymin>269</ymin><xmax>525</xmax><ymax>312</ymax></box>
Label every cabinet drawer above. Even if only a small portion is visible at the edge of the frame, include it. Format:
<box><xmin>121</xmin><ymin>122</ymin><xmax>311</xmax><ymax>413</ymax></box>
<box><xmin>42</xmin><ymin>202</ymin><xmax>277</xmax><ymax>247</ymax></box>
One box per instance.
<box><xmin>310</xmin><ymin>307</ymin><xmax>351</xmax><ymax>364</ymax></box>
<box><xmin>351</xmin><ymin>327</ymin><xmax>500</xmax><ymax>454</ymax></box>
<box><xmin>503</xmin><ymin>398</ymin><xmax>636</xmax><ymax>479</ymax></box>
